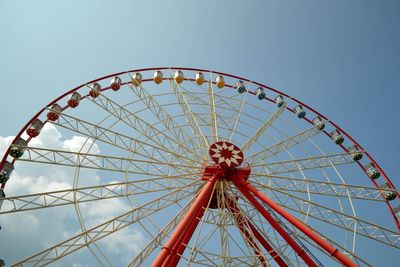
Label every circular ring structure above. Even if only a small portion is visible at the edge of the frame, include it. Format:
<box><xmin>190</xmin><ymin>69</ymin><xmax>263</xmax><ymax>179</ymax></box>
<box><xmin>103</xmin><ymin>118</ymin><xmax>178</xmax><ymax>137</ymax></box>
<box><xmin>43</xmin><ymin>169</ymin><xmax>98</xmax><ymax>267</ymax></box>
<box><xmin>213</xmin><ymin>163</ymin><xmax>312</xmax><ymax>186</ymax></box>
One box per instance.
<box><xmin>0</xmin><ymin>67</ymin><xmax>399</xmax><ymax>266</ymax></box>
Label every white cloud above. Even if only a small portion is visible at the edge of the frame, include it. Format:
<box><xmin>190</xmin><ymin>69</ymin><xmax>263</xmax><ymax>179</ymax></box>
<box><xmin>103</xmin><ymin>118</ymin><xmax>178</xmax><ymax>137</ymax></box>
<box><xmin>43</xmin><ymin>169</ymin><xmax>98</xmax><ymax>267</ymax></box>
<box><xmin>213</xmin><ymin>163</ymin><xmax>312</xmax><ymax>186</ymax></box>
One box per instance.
<box><xmin>5</xmin><ymin>172</ymin><xmax>71</xmax><ymax>196</ymax></box>
<box><xmin>0</xmin><ymin>135</ymin><xmax>14</xmax><ymax>158</ymax></box>
<box><xmin>62</xmin><ymin>135</ymin><xmax>100</xmax><ymax>155</ymax></box>
<box><xmin>0</xmin><ymin>123</ymin><xmax>145</xmax><ymax>266</ymax></box>
<box><xmin>24</xmin><ymin>123</ymin><xmax>63</xmax><ymax>148</ymax></box>
<box><xmin>101</xmin><ymin>227</ymin><xmax>146</xmax><ymax>259</ymax></box>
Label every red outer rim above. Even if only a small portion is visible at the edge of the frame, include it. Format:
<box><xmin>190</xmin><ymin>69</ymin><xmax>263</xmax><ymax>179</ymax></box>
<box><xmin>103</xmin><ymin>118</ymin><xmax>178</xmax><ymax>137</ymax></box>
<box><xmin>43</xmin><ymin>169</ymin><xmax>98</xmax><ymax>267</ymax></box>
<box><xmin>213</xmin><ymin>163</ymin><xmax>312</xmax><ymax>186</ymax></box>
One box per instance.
<box><xmin>1</xmin><ymin>67</ymin><xmax>398</xmax><ymax>230</ymax></box>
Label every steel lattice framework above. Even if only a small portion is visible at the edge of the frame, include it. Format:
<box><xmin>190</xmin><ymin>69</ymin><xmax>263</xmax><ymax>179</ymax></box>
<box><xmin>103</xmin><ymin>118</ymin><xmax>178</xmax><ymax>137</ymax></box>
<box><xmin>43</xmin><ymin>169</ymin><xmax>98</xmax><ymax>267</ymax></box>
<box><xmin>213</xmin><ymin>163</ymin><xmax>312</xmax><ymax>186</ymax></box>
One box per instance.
<box><xmin>0</xmin><ymin>67</ymin><xmax>399</xmax><ymax>266</ymax></box>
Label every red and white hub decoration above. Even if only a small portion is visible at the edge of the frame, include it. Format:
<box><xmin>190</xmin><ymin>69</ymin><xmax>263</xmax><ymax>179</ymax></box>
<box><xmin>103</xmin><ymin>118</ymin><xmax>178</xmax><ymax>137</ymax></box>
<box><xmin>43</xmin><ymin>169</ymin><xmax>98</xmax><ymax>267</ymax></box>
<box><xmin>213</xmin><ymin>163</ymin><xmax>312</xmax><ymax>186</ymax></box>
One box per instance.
<box><xmin>209</xmin><ymin>141</ymin><xmax>244</xmax><ymax>168</ymax></box>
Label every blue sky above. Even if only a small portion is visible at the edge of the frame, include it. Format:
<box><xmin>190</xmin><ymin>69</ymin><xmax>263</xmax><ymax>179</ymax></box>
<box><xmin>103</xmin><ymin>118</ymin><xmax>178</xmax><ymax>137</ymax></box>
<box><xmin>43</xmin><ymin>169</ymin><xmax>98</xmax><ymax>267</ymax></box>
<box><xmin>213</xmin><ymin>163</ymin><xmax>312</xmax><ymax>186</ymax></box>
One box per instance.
<box><xmin>0</xmin><ymin>0</ymin><xmax>399</xmax><ymax>266</ymax></box>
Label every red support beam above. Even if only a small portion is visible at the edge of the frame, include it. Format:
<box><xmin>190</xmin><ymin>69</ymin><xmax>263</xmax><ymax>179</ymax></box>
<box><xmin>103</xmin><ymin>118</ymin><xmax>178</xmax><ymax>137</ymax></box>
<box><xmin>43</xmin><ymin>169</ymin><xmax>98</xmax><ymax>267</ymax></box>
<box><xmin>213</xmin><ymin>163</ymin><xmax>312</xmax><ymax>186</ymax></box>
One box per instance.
<box><xmin>225</xmin><ymin>196</ymin><xmax>288</xmax><ymax>267</ymax></box>
<box><xmin>235</xmin><ymin>177</ymin><xmax>359</xmax><ymax>267</ymax></box>
<box><xmin>247</xmin><ymin>217</ymin><xmax>289</xmax><ymax>267</ymax></box>
<box><xmin>232</xmin><ymin>178</ymin><xmax>320</xmax><ymax>267</ymax></box>
<box><xmin>151</xmin><ymin>171</ymin><xmax>220</xmax><ymax>267</ymax></box>
<box><xmin>166</xmin><ymin>205</ymin><xmax>206</xmax><ymax>266</ymax></box>
<box><xmin>225</xmin><ymin>197</ymin><xmax>268</xmax><ymax>267</ymax></box>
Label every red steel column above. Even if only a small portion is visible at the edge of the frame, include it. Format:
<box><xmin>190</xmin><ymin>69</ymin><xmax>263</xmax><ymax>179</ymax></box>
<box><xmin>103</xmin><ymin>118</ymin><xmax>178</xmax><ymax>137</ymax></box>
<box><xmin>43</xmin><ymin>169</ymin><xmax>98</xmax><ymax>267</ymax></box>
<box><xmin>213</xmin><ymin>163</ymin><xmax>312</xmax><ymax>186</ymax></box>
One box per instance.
<box><xmin>225</xmin><ymin>198</ymin><xmax>268</xmax><ymax>267</ymax></box>
<box><xmin>151</xmin><ymin>172</ymin><xmax>220</xmax><ymax>267</ymax></box>
<box><xmin>232</xmin><ymin>178</ymin><xmax>319</xmax><ymax>267</ymax></box>
<box><xmin>237</xmin><ymin>178</ymin><xmax>358</xmax><ymax>267</ymax></box>
<box><xmin>226</xmin><ymin>196</ymin><xmax>288</xmax><ymax>267</ymax></box>
<box><xmin>166</xmin><ymin>205</ymin><xmax>206</xmax><ymax>266</ymax></box>
<box><xmin>247</xmin><ymin>217</ymin><xmax>289</xmax><ymax>267</ymax></box>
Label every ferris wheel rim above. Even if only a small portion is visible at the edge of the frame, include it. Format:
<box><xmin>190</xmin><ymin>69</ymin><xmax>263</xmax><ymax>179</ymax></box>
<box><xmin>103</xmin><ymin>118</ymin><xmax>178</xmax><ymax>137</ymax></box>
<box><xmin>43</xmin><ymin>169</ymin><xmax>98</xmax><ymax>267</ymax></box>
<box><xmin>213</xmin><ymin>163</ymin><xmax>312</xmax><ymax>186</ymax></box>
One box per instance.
<box><xmin>1</xmin><ymin>66</ymin><xmax>398</xmax><ymax>229</ymax></box>
<box><xmin>1</xmin><ymin>67</ymin><xmax>399</xmax><ymax>266</ymax></box>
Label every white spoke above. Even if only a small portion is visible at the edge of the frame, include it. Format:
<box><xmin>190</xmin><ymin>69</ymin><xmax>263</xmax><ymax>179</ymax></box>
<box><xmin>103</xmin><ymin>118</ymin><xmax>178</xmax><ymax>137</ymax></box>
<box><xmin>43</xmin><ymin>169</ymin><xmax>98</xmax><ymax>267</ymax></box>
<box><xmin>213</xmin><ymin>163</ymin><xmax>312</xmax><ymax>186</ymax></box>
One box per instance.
<box><xmin>90</xmin><ymin>94</ymin><xmax>199</xmax><ymax>162</ymax></box>
<box><xmin>169</xmin><ymin>76</ymin><xmax>209</xmax><ymax>155</ymax></box>
<box><xmin>251</xmin><ymin>174</ymin><xmax>392</xmax><ymax>202</ymax></box>
<box><xmin>128</xmin><ymin>188</ymin><xmax>199</xmax><ymax>267</ymax></box>
<box><xmin>208</xmin><ymin>74</ymin><xmax>219</xmax><ymax>143</ymax></box>
<box><xmin>263</xmin><ymin>186</ymin><xmax>400</xmax><ymax>248</ymax></box>
<box><xmin>216</xmin><ymin>187</ymin><xmax>231</xmax><ymax>265</ymax></box>
<box><xmin>185</xmin><ymin>181</ymin><xmax>218</xmax><ymax>265</ymax></box>
<box><xmin>52</xmin><ymin>112</ymin><xmax>198</xmax><ymax>165</ymax></box>
<box><xmin>252</xmin><ymin>152</ymin><xmax>357</xmax><ymax>175</ymax></box>
<box><xmin>229</xmin><ymin>89</ymin><xmax>249</xmax><ymax>142</ymax></box>
<box><xmin>224</xmin><ymin>193</ymin><xmax>268</xmax><ymax>265</ymax></box>
<box><xmin>241</xmin><ymin>99</ymin><xmax>289</xmax><ymax>152</ymax></box>
<box><xmin>129</xmin><ymin>84</ymin><xmax>202</xmax><ymax>161</ymax></box>
<box><xmin>0</xmin><ymin>176</ymin><xmax>194</xmax><ymax>214</ymax></box>
<box><xmin>17</xmin><ymin>146</ymin><xmax>198</xmax><ymax>176</ymax></box>
<box><xmin>12</xmin><ymin>180</ymin><xmax>201</xmax><ymax>266</ymax></box>
<box><xmin>246</xmin><ymin>123</ymin><xmax>325</xmax><ymax>165</ymax></box>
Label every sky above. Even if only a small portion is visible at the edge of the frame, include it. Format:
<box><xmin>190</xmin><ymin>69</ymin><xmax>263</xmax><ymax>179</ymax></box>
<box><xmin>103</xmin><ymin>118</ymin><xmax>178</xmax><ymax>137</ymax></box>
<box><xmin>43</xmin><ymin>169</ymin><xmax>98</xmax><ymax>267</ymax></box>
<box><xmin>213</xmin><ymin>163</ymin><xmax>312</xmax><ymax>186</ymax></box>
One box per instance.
<box><xmin>0</xmin><ymin>0</ymin><xmax>399</xmax><ymax>266</ymax></box>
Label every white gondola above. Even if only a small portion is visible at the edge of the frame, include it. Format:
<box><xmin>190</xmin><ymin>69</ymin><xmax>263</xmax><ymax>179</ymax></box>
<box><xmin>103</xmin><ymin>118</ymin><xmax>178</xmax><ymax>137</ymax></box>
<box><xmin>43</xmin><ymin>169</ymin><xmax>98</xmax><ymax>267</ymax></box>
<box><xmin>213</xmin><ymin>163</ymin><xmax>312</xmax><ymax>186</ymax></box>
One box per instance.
<box><xmin>364</xmin><ymin>163</ymin><xmax>380</xmax><ymax>179</ymax></box>
<box><xmin>131</xmin><ymin>73</ymin><xmax>142</xmax><ymax>87</ymax></box>
<box><xmin>331</xmin><ymin>130</ymin><xmax>344</xmax><ymax>144</ymax></box>
<box><xmin>47</xmin><ymin>103</ymin><xmax>62</xmax><ymax>121</ymax></box>
<box><xmin>110</xmin><ymin>76</ymin><xmax>122</xmax><ymax>91</ymax></box>
<box><xmin>348</xmin><ymin>145</ymin><xmax>362</xmax><ymax>161</ymax></box>
<box><xmin>10</xmin><ymin>138</ymin><xmax>27</xmax><ymax>159</ymax></box>
<box><xmin>26</xmin><ymin>119</ymin><xmax>44</xmax><ymax>138</ymax></box>
<box><xmin>68</xmin><ymin>92</ymin><xmax>81</xmax><ymax>108</ymax></box>
<box><xmin>153</xmin><ymin>71</ymin><xmax>163</xmax><ymax>84</ymax></box>
<box><xmin>216</xmin><ymin>75</ymin><xmax>225</xmax><ymax>88</ymax></box>
<box><xmin>294</xmin><ymin>105</ymin><xmax>306</xmax><ymax>118</ymax></box>
<box><xmin>174</xmin><ymin>70</ymin><xmax>184</xmax><ymax>84</ymax></box>
<box><xmin>0</xmin><ymin>161</ymin><xmax>14</xmax><ymax>183</ymax></box>
<box><xmin>312</xmin><ymin>116</ymin><xmax>325</xmax><ymax>130</ymax></box>
<box><xmin>275</xmin><ymin>95</ymin><xmax>285</xmax><ymax>107</ymax></box>
<box><xmin>379</xmin><ymin>183</ymin><xmax>396</xmax><ymax>201</ymax></box>
<box><xmin>195</xmin><ymin>72</ymin><xmax>205</xmax><ymax>85</ymax></box>
<box><xmin>236</xmin><ymin>80</ymin><xmax>246</xmax><ymax>93</ymax></box>
<box><xmin>89</xmin><ymin>83</ymin><xmax>101</xmax><ymax>98</ymax></box>
<box><xmin>256</xmin><ymin>87</ymin><xmax>266</xmax><ymax>100</ymax></box>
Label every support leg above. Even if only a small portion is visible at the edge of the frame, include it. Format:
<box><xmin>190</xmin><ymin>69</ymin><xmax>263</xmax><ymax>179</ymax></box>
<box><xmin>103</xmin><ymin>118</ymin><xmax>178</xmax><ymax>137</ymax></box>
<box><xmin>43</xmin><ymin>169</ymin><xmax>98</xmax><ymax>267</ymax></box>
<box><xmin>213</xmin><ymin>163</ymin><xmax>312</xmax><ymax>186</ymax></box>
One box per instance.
<box><xmin>151</xmin><ymin>172</ymin><xmax>219</xmax><ymax>267</ymax></box>
<box><xmin>166</xmin><ymin>205</ymin><xmax>206</xmax><ymax>266</ymax></box>
<box><xmin>225</xmin><ymin>196</ymin><xmax>268</xmax><ymax>267</ymax></box>
<box><xmin>225</xmin><ymin>195</ymin><xmax>288</xmax><ymax>267</ymax></box>
<box><xmin>232</xmin><ymin>178</ymin><xmax>319</xmax><ymax>267</ymax></box>
<box><xmin>234</xmin><ymin>177</ymin><xmax>358</xmax><ymax>267</ymax></box>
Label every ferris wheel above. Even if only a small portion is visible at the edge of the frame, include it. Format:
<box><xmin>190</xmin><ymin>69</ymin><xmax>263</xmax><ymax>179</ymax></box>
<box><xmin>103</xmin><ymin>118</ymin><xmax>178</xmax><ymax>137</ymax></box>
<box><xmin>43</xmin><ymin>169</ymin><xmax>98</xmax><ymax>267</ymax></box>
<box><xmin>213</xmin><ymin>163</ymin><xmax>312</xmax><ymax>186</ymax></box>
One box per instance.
<box><xmin>0</xmin><ymin>67</ymin><xmax>399</xmax><ymax>266</ymax></box>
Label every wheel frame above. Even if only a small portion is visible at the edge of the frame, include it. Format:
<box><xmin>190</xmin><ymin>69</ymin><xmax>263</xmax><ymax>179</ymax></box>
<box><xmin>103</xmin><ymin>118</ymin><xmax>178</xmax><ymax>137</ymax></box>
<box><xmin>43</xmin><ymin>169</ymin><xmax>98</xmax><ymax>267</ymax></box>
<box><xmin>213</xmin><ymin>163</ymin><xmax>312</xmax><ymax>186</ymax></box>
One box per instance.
<box><xmin>1</xmin><ymin>67</ymin><xmax>399</xmax><ymax>266</ymax></box>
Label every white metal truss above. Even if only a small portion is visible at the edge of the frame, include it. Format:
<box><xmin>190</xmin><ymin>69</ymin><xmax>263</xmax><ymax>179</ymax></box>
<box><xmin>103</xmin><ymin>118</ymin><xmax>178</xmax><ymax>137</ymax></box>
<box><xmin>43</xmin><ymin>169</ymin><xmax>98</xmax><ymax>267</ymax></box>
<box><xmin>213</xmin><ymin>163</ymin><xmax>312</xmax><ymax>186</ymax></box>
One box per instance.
<box><xmin>251</xmin><ymin>152</ymin><xmax>357</xmax><ymax>175</ymax></box>
<box><xmin>241</xmin><ymin>99</ymin><xmax>288</xmax><ymax>152</ymax></box>
<box><xmin>169</xmin><ymin>77</ymin><xmax>210</xmax><ymax>154</ymax></box>
<box><xmin>263</xmin><ymin>187</ymin><xmax>400</xmax><ymax>248</ymax></box>
<box><xmin>207</xmin><ymin>75</ymin><xmax>219</xmax><ymax>143</ymax></box>
<box><xmin>15</xmin><ymin>145</ymin><xmax>198</xmax><ymax>176</ymax></box>
<box><xmin>4</xmin><ymin>70</ymin><xmax>399</xmax><ymax>266</ymax></box>
<box><xmin>12</xmin><ymin>180</ymin><xmax>201</xmax><ymax>267</ymax></box>
<box><xmin>0</xmin><ymin>176</ymin><xmax>192</xmax><ymax>214</ymax></box>
<box><xmin>246</xmin><ymin>124</ymin><xmax>324</xmax><ymax>165</ymax></box>
<box><xmin>90</xmin><ymin>94</ymin><xmax>199</xmax><ymax>162</ymax></box>
<box><xmin>127</xmin><ymin>188</ymin><xmax>202</xmax><ymax>267</ymax></box>
<box><xmin>223</xmin><ymin>192</ymin><xmax>268</xmax><ymax>264</ymax></box>
<box><xmin>250</xmin><ymin>174</ymin><xmax>394</xmax><ymax>202</ymax></box>
<box><xmin>52</xmin><ymin>112</ymin><xmax>198</xmax><ymax>165</ymax></box>
<box><xmin>128</xmin><ymin>84</ymin><xmax>202</xmax><ymax>160</ymax></box>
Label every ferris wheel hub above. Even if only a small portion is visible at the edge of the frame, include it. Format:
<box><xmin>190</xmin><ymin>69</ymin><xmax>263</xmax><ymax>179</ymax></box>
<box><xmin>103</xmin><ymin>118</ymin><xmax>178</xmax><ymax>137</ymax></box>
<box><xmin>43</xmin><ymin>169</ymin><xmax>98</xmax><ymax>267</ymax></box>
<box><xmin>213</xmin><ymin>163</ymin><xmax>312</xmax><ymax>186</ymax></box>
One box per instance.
<box><xmin>209</xmin><ymin>141</ymin><xmax>244</xmax><ymax>168</ymax></box>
